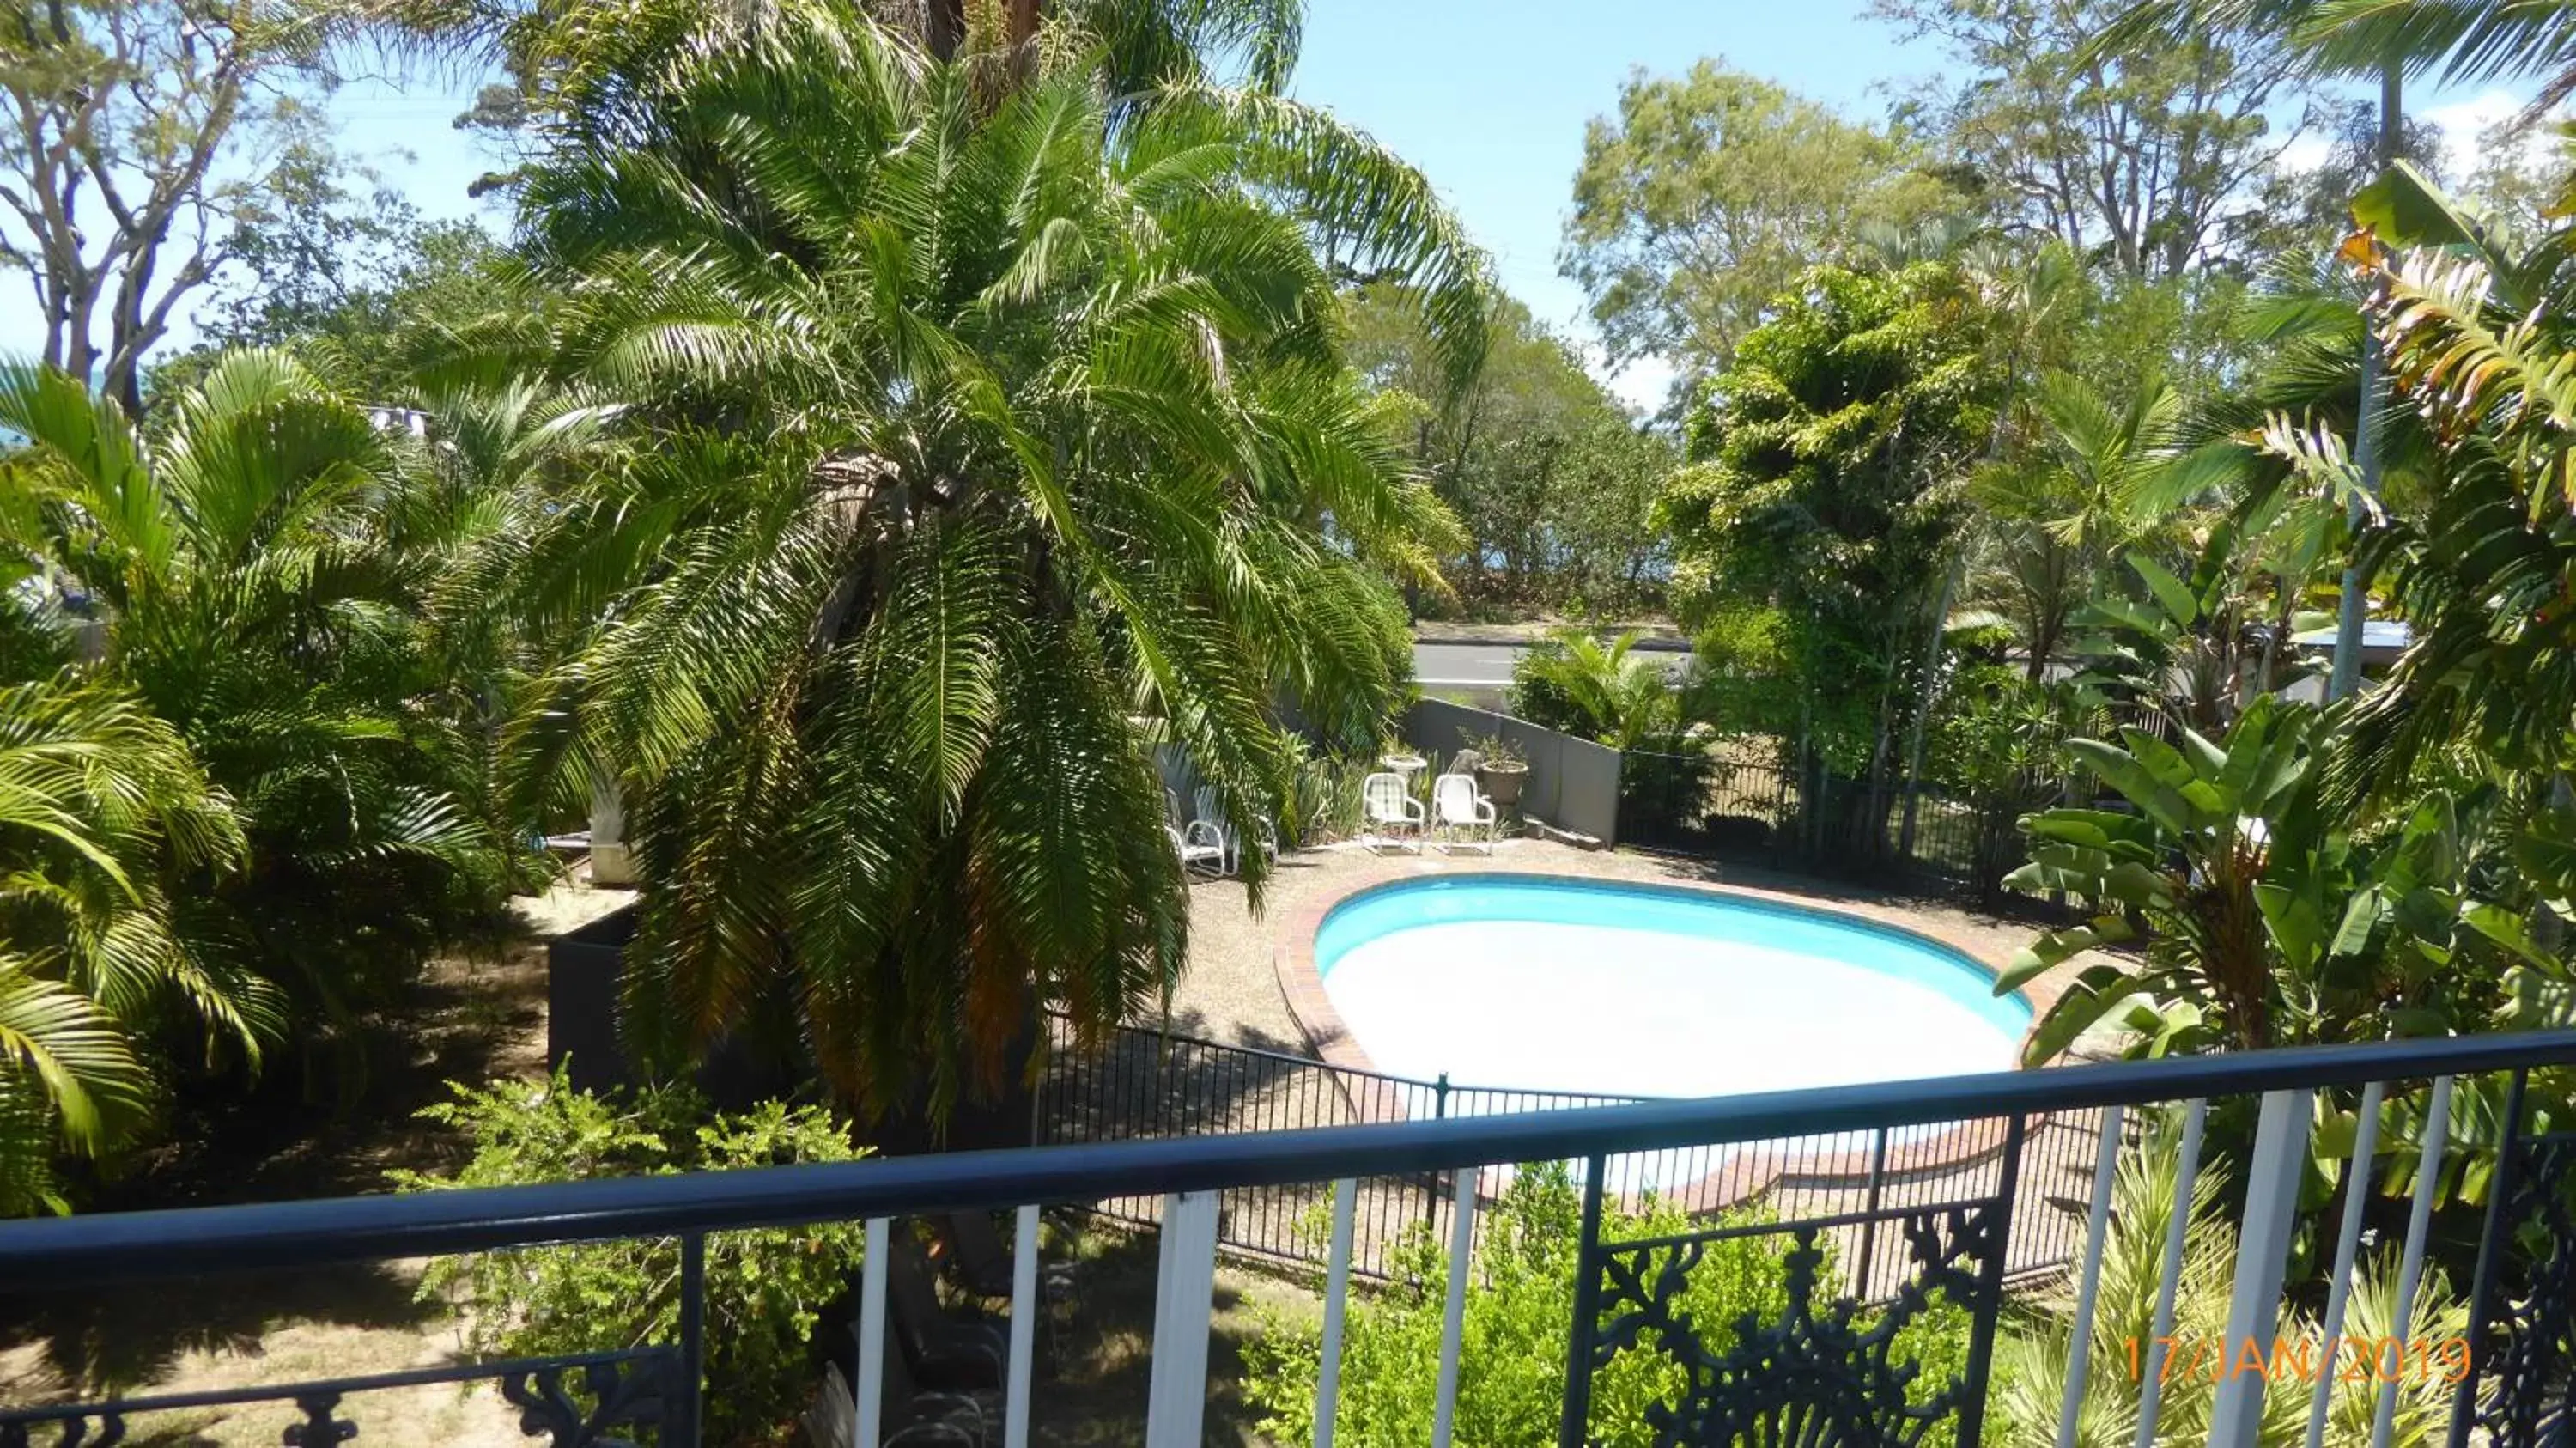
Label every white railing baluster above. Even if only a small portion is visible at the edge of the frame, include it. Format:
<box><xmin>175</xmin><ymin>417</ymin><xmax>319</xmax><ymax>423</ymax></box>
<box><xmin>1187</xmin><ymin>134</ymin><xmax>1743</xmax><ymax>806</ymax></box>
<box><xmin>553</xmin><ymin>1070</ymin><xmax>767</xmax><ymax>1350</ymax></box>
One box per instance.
<box><xmin>2306</xmin><ymin>1079</ymin><xmax>2386</xmax><ymax>1448</ymax></box>
<box><xmin>1430</xmin><ymin>1167</ymin><xmax>1478</xmax><ymax>1448</ymax></box>
<box><xmin>1145</xmin><ymin>1190</ymin><xmax>1221</xmax><ymax>1448</ymax></box>
<box><xmin>1005</xmin><ymin>1204</ymin><xmax>1039</xmax><ymax>1448</ymax></box>
<box><xmin>2210</xmin><ymin>1088</ymin><xmax>2313</xmax><ymax>1448</ymax></box>
<box><xmin>856</xmin><ymin>1216</ymin><xmax>890</xmax><ymax>1448</ymax></box>
<box><xmin>1314</xmin><ymin>1178</ymin><xmax>1358</xmax><ymax>1448</ymax></box>
<box><xmin>2372</xmin><ymin>1074</ymin><xmax>2454</xmax><ymax>1448</ymax></box>
<box><xmin>2056</xmin><ymin>1104</ymin><xmax>2126</xmax><ymax>1448</ymax></box>
<box><xmin>2136</xmin><ymin>1098</ymin><xmax>2208</xmax><ymax>1447</ymax></box>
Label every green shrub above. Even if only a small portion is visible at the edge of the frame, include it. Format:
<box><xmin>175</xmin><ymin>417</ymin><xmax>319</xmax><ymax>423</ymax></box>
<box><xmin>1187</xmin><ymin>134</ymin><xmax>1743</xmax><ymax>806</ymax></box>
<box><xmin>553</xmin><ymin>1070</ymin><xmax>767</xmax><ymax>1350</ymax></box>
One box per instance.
<box><xmin>1991</xmin><ymin>1120</ymin><xmax>2465</xmax><ymax>1446</ymax></box>
<box><xmin>1247</xmin><ymin>1164</ymin><xmax>1833</xmax><ymax>1446</ymax></box>
<box><xmin>392</xmin><ymin>1067</ymin><xmax>869</xmax><ymax>1446</ymax></box>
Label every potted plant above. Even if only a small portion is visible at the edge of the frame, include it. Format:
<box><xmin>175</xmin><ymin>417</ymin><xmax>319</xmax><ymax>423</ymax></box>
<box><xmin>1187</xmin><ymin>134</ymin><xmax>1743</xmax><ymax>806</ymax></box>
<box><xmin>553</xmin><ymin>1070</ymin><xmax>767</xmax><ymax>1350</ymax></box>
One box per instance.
<box><xmin>1472</xmin><ymin>733</ymin><xmax>1528</xmax><ymax>807</ymax></box>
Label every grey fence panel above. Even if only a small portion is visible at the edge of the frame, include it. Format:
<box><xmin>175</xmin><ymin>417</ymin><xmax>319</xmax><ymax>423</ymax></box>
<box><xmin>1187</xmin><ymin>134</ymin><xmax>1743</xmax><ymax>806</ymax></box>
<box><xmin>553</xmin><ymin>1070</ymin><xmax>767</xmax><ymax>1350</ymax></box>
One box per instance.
<box><xmin>1403</xmin><ymin>698</ymin><xmax>1619</xmax><ymax>845</ymax></box>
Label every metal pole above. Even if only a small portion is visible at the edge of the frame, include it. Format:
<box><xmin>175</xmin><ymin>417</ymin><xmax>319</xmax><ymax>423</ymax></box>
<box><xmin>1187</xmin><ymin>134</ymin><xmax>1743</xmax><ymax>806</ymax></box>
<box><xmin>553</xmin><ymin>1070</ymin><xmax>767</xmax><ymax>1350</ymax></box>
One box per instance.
<box><xmin>2331</xmin><ymin>59</ymin><xmax>2401</xmax><ymax>702</ymax></box>
<box><xmin>2448</xmin><ymin>1068</ymin><xmax>2530</xmax><ymax>1447</ymax></box>
<box><xmin>2212</xmin><ymin>1089</ymin><xmax>2314</xmax><ymax>1447</ymax></box>
<box><xmin>2056</xmin><ymin>1104</ymin><xmax>2128</xmax><ymax>1448</ymax></box>
<box><xmin>1424</xmin><ymin>1074</ymin><xmax>1451</xmax><ymax>1236</ymax></box>
<box><xmin>2308</xmin><ymin>1080</ymin><xmax>2387</xmax><ymax>1448</ymax></box>
<box><xmin>677</xmin><ymin>1231</ymin><xmax>706</xmax><ymax>1448</ymax></box>
<box><xmin>1958</xmin><ymin>1115</ymin><xmax>2027</xmax><ymax>1448</ymax></box>
<box><xmin>1558</xmin><ymin>1156</ymin><xmax>1609</xmax><ymax>1448</ymax></box>
<box><xmin>1855</xmin><ymin>1128</ymin><xmax>1891</xmax><ymax>1299</ymax></box>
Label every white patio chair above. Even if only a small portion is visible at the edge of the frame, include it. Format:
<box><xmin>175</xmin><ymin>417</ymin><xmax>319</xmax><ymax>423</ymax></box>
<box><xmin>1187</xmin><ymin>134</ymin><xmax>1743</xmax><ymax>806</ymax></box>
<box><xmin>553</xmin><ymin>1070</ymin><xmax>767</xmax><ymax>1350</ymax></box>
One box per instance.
<box><xmin>1168</xmin><ymin>822</ymin><xmax>1226</xmax><ymax>879</ymax></box>
<box><xmin>1193</xmin><ymin>785</ymin><xmax>1278</xmax><ymax>875</ymax></box>
<box><xmin>1432</xmin><ymin>772</ymin><xmax>1498</xmax><ymax>855</ymax></box>
<box><xmin>1360</xmin><ymin>771</ymin><xmax>1425</xmax><ymax>854</ymax></box>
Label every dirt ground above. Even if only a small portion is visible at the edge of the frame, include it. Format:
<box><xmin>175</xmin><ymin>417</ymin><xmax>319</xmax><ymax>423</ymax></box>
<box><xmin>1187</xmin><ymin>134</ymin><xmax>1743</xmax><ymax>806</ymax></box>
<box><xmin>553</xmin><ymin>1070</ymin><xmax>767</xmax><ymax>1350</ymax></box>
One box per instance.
<box><xmin>0</xmin><ymin>880</ymin><xmax>609</xmax><ymax>1446</ymax></box>
<box><xmin>0</xmin><ymin>873</ymin><xmax>1303</xmax><ymax>1447</ymax></box>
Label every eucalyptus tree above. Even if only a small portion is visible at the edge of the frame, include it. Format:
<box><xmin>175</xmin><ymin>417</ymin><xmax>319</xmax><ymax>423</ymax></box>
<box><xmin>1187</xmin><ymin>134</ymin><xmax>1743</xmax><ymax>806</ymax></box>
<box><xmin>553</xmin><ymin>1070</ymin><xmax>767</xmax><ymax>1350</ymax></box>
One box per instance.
<box><xmin>498</xmin><ymin>6</ymin><xmax>1480</xmax><ymax>1117</ymax></box>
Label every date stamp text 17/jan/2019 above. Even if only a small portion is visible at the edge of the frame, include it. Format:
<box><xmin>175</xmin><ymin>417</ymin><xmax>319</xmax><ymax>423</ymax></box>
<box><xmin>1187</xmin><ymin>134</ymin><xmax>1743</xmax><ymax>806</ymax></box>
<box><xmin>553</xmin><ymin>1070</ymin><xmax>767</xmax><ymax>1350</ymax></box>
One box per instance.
<box><xmin>2124</xmin><ymin>1337</ymin><xmax>2470</xmax><ymax>1385</ymax></box>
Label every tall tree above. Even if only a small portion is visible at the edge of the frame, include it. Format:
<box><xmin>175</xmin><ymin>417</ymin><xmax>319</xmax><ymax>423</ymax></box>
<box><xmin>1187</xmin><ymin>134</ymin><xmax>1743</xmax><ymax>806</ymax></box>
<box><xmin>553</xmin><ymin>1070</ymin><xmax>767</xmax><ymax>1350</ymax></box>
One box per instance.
<box><xmin>0</xmin><ymin>353</ymin><xmax>517</xmax><ymax>1083</ymax></box>
<box><xmin>1562</xmin><ymin>61</ymin><xmax>1960</xmax><ymax>387</ymax></box>
<box><xmin>495</xmin><ymin>4</ymin><xmax>1477</xmax><ymax>1116</ymax></box>
<box><xmin>0</xmin><ymin>0</ymin><xmax>352</xmax><ymax>416</ymax></box>
<box><xmin>1876</xmin><ymin>0</ymin><xmax>2310</xmax><ymax>277</ymax></box>
<box><xmin>1341</xmin><ymin>285</ymin><xmax>1669</xmax><ymax>613</ymax></box>
<box><xmin>1660</xmin><ymin>262</ymin><xmax>1997</xmax><ymax>852</ymax></box>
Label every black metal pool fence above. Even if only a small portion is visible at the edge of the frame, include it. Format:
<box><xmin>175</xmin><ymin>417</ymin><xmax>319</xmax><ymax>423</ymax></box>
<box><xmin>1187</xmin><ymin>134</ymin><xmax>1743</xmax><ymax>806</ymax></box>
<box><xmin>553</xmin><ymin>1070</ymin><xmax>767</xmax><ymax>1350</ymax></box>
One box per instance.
<box><xmin>1614</xmin><ymin>746</ymin><xmax>2054</xmax><ymax>903</ymax></box>
<box><xmin>1036</xmin><ymin>1013</ymin><xmax>2105</xmax><ymax>1289</ymax></box>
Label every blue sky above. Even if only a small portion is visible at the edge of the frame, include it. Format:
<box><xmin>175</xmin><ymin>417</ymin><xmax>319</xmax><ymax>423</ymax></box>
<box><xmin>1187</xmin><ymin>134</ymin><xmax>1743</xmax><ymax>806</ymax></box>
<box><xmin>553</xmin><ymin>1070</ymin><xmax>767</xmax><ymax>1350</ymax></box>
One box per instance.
<box><xmin>321</xmin><ymin>1</ymin><xmax>1941</xmax><ymax>405</ymax></box>
<box><xmin>13</xmin><ymin>3</ymin><xmax>2532</xmax><ymax>403</ymax></box>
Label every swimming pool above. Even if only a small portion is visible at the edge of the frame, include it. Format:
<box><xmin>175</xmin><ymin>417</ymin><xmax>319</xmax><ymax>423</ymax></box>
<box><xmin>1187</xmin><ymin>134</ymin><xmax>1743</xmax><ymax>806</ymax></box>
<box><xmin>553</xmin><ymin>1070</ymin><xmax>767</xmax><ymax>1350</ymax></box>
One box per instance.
<box><xmin>1311</xmin><ymin>874</ymin><xmax>2032</xmax><ymax>1102</ymax></box>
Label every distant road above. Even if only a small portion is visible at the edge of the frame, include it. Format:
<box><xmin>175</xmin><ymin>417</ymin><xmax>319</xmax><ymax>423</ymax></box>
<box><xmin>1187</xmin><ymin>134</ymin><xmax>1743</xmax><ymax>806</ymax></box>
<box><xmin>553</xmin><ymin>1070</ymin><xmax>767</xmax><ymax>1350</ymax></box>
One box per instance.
<box><xmin>1413</xmin><ymin>637</ymin><xmax>1692</xmax><ymax>691</ymax></box>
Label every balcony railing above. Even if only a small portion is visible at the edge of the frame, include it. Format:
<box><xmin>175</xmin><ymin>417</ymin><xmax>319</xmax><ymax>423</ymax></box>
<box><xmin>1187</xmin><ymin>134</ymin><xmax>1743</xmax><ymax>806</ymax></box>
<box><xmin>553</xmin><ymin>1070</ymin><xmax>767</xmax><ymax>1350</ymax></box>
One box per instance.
<box><xmin>6</xmin><ymin>1029</ymin><xmax>2576</xmax><ymax>1447</ymax></box>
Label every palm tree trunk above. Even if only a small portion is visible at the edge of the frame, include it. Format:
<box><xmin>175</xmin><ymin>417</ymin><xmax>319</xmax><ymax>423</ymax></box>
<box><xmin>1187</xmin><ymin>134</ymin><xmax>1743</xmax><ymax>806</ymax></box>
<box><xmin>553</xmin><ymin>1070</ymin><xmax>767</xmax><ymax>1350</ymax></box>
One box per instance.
<box><xmin>2330</xmin><ymin>61</ymin><xmax>2401</xmax><ymax>702</ymax></box>
<box><xmin>1899</xmin><ymin>557</ymin><xmax>1963</xmax><ymax>858</ymax></box>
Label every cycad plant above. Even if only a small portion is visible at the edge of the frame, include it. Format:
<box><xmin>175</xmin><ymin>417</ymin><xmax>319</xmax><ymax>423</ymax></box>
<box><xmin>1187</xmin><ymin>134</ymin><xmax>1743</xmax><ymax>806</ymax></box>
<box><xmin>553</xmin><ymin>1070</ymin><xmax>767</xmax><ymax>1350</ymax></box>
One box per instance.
<box><xmin>495</xmin><ymin>3</ymin><xmax>1477</xmax><ymax>1117</ymax></box>
<box><xmin>1507</xmin><ymin>629</ymin><xmax>1688</xmax><ymax>751</ymax></box>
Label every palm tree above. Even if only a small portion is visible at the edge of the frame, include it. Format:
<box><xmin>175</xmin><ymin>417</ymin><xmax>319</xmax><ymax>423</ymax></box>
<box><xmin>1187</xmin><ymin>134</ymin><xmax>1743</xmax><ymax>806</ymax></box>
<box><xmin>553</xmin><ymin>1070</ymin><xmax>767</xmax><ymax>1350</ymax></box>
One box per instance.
<box><xmin>493</xmin><ymin>6</ymin><xmax>1480</xmax><ymax>1118</ymax></box>
<box><xmin>1969</xmin><ymin>371</ymin><xmax>2187</xmax><ymax>680</ymax></box>
<box><xmin>0</xmin><ymin>673</ymin><xmax>246</xmax><ymax>1214</ymax></box>
<box><xmin>1506</xmin><ymin>630</ymin><xmax>1686</xmax><ymax>751</ymax></box>
<box><xmin>0</xmin><ymin>352</ymin><xmax>516</xmax><ymax>1083</ymax></box>
<box><xmin>2283</xmin><ymin>165</ymin><xmax>2576</xmax><ymax>790</ymax></box>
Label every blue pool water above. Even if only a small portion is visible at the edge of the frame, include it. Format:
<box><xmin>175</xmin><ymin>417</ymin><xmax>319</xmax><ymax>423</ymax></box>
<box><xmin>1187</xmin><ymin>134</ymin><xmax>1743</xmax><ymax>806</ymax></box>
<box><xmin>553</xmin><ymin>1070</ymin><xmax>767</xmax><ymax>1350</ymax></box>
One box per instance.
<box><xmin>1314</xmin><ymin>875</ymin><xmax>2031</xmax><ymax>1103</ymax></box>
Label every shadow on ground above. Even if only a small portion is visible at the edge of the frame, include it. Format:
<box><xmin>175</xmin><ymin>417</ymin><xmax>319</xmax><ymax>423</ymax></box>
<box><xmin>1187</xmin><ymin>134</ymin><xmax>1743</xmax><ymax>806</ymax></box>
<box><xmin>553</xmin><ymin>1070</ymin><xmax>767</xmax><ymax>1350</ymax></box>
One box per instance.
<box><xmin>1034</xmin><ymin>1216</ymin><xmax>1279</xmax><ymax>1447</ymax></box>
<box><xmin>0</xmin><ymin>942</ymin><xmax>547</xmax><ymax>1401</ymax></box>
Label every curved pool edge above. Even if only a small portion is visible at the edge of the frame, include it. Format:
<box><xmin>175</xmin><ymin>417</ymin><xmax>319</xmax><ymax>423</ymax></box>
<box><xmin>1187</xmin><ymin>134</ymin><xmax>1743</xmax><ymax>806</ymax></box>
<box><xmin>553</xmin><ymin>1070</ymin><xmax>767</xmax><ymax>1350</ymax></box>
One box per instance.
<box><xmin>1268</xmin><ymin>864</ymin><xmax>2067</xmax><ymax>1212</ymax></box>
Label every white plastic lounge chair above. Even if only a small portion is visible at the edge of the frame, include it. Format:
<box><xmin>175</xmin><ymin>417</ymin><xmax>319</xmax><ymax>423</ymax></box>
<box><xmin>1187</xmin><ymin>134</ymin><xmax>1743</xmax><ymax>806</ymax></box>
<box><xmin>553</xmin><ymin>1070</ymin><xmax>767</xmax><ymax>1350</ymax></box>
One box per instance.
<box><xmin>1192</xmin><ymin>785</ymin><xmax>1278</xmax><ymax>875</ymax></box>
<box><xmin>1432</xmin><ymin>772</ymin><xmax>1498</xmax><ymax>855</ymax></box>
<box><xmin>1168</xmin><ymin>822</ymin><xmax>1226</xmax><ymax>879</ymax></box>
<box><xmin>1361</xmin><ymin>771</ymin><xmax>1425</xmax><ymax>854</ymax></box>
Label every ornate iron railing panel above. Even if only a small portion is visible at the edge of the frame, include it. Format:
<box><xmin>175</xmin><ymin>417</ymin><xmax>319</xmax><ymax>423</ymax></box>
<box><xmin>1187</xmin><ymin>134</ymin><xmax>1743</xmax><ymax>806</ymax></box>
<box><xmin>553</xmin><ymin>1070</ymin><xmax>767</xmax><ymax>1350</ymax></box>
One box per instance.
<box><xmin>2457</xmin><ymin>1066</ymin><xmax>2576</xmax><ymax>1448</ymax></box>
<box><xmin>0</xmin><ymin>1348</ymin><xmax>679</xmax><ymax>1448</ymax></box>
<box><xmin>1569</xmin><ymin>1119</ymin><xmax>2023</xmax><ymax>1447</ymax></box>
<box><xmin>5</xmin><ymin>1031</ymin><xmax>2576</xmax><ymax>1447</ymax></box>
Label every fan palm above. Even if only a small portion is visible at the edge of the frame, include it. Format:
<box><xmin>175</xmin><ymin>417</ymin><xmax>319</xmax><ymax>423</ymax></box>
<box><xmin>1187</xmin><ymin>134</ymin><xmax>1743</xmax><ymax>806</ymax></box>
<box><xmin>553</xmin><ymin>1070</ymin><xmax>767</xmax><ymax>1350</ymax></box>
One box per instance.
<box><xmin>496</xmin><ymin>7</ymin><xmax>1475</xmax><ymax>1116</ymax></box>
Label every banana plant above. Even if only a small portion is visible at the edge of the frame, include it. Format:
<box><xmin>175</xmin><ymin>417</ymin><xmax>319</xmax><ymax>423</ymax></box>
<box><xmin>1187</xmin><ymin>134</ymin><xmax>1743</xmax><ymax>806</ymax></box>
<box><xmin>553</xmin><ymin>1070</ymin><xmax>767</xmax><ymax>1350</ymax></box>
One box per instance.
<box><xmin>1996</xmin><ymin>696</ymin><xmax>2553</xmax><ymax>1065</ymax></box>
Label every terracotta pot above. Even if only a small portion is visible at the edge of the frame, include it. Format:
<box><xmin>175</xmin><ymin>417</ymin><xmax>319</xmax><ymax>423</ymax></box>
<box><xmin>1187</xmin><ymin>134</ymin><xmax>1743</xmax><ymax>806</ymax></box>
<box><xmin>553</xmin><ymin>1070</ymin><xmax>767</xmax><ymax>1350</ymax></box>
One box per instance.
<box><xmin>1478</xmin><ymin>762</ymin><xmax>1528</xmax><ymax>806</ymax></box>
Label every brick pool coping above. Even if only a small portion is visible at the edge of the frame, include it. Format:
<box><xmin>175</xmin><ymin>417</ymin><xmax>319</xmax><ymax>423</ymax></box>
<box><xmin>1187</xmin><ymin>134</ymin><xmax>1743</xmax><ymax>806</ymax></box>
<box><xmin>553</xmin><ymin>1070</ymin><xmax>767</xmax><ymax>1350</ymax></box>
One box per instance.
<box><xmin>1268</xmin><ymin>859</ymin><xmax>2072</xmax><ymax>1211</ymax></box>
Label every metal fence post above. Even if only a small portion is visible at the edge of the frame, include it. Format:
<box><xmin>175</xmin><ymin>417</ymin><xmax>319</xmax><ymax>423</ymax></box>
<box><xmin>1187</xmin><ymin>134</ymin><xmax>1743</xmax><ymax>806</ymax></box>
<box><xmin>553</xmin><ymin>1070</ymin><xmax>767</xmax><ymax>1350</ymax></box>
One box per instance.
<box><xmin>1854</xmin><ymin>1128</ymin><xmax>1890</xmax><ymax>1299</ymax></box>
<box><xmin>1422</xmin><ymin>1074</ymin><xmax>1453</xmax><ymax>1237</ymax></box>
<box><xmin>2448</xmin><ymin>1068</ymin><xmax>2530</xmax><ymax>1447</ymax></box>
<box><xmin>1558</xmin><ymin>1155</ymin><xmax>1609</xmax><ymax>1448</ymax></box>
<box><xmin>2211</xmin><ymin>1088</ymin><xmax>2314</xmax><ymax>1448</ymax></box>
<box><xmin>677</xmin><ymin>1230</ymin><xmax>706</xmax><ymax>1448</ymax></box>
<box><xmin>1958</xmin><ymin>1115</ymin><xmax>2026</xmax><ymax>1448</ymax></box>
